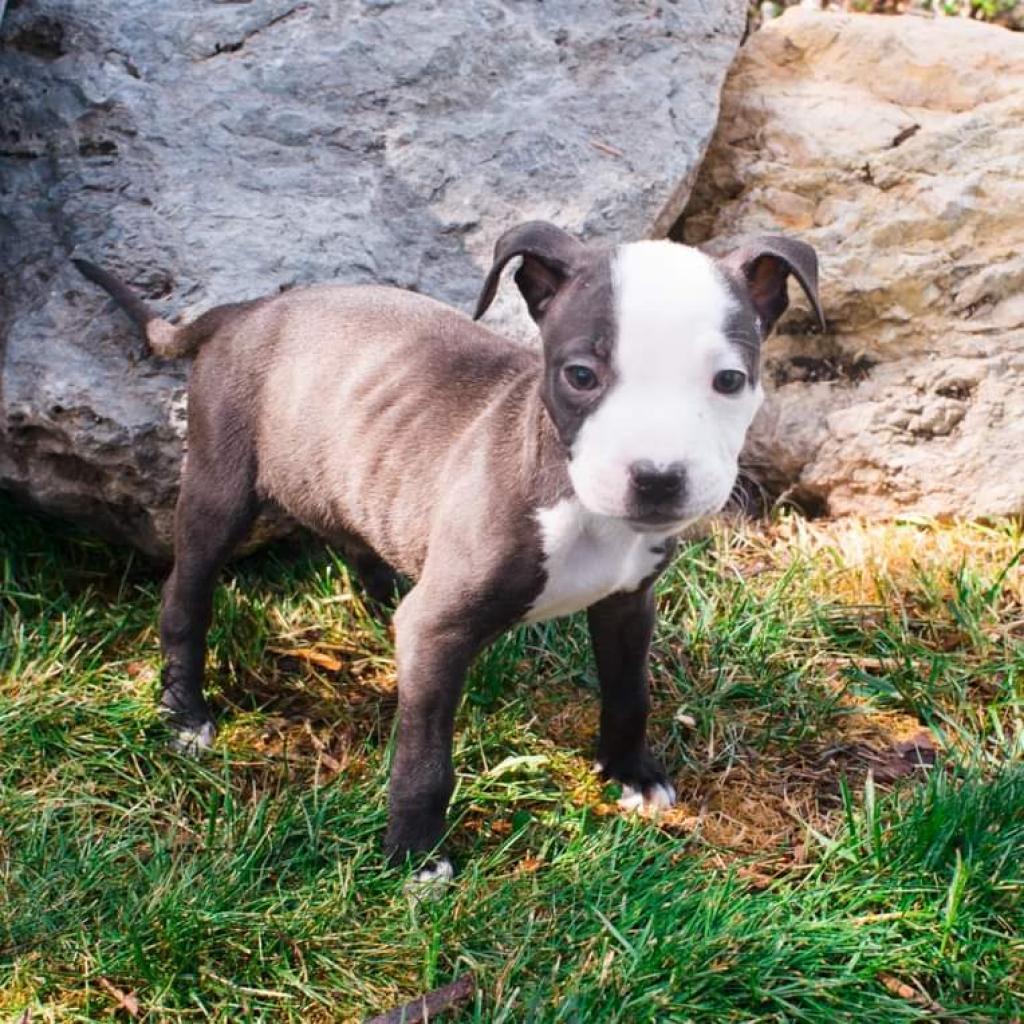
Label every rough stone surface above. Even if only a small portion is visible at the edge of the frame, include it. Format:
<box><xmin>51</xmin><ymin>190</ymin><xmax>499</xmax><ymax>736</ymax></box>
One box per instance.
<box><xmin>0</xmin><ymin>0</ymin><xmax>746</xmax><ymax>558</ymax></box>
<box><xmin>684</xmin><ymin>9</ymin><xmax>1024</xmax><ymax>518</ymax></box>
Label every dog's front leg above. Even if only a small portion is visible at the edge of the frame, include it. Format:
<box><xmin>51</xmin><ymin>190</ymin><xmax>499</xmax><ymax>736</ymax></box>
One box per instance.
<box><xmin>385</xmin><ymin>582</ymin><xmax>489</xmax><ymax>878</ymax></box>
<box><xmin>588</xmin><ymin>586</ymin><xmax>676</xmax><ymax>812</ymax></box>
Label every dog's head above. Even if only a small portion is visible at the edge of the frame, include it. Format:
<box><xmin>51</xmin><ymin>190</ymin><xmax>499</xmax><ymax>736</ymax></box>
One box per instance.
<box><xmin>474</xmin><ymin>221</ymin><xmax>824</xmax><ymax>531</ymax></box>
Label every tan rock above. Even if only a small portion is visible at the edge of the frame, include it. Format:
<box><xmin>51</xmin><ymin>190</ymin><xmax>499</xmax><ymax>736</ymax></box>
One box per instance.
<box><xmin>683</xmin><ymin>9</ymin><xmax>1024</xmax><ymax>518</ymax></box>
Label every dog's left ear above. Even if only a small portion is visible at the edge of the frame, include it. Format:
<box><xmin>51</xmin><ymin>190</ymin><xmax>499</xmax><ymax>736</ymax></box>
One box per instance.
<box><xmin>719</xmin><ymin>236</ymin><xmax>825</xmax><ymax>338</ymax></box>
<box><xmin>474</xmin><ymin>221</ymin><xmax>585</xmax><ymax>323</ymax></box>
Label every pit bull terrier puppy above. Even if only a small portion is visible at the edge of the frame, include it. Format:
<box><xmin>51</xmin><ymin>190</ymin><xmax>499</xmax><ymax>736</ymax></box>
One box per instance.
<box><xmin>75</xmin><ymin>222</ymin><xmax>823</xmax><ymax>882</ymax></box>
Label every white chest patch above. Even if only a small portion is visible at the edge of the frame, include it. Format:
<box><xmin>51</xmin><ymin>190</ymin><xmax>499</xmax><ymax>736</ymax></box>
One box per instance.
<box><xmin>523</xmin><ymin>499</ymin><xmax>672</xmax><ymax>624</ymax></box>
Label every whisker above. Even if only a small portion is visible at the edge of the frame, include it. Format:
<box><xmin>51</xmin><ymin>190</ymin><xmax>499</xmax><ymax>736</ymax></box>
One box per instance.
<box><xmin>725</xmin><ymin>469</ymin><xmax>774</xmax><ymax>517</ymax></box>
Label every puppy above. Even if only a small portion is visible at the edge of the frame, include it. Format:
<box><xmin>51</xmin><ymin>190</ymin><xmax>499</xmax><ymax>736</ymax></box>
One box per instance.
<box><xmin>75</xmin><ymin>222</ymin><xmax>823</xmax><ymax>879</ymax></box>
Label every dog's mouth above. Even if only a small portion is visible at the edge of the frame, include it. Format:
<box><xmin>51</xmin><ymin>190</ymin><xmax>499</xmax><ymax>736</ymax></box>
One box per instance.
<box><xmin>625</xmin><ymin>511</ymin><xmax>690</xmax><ymax>533</ymax></box>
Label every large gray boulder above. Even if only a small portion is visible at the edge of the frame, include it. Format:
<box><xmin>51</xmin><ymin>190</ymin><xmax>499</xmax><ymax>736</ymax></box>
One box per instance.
<box><xmin>0</xmin><ymin>0</ymin><xmax>747</xmax><ymax>558</ymax></box>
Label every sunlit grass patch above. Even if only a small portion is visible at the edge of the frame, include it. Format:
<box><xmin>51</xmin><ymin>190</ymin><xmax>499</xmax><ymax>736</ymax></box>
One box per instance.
<box><xmin>1</xmin><ymin>498</ymin><xmax>1021</xmax><ymax>1021</ymax></box>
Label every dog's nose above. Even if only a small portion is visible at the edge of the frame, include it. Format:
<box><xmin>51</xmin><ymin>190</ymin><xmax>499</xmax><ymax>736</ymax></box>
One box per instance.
<box><xmin>629</xmin><ymin>461</ymin><xmax>686</xmax><ymax>503</ymax></box>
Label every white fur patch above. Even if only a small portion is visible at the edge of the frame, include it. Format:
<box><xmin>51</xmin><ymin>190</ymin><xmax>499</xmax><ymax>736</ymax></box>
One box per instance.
<box><xmin>618</xmin><ymin>782</ymin><xmax>677</xmax><ymax>815</ymax></box>
<box><xmin>168</xmin><ymin>720</ymin><xmax>216</xmax><ymax>756</ymax></box>
<box><xmin>568</xmin><ymin>241</ymin><xmax>763</xmax><ymax>521</ymax></box>
<box><xmin>524</xmin><ymin>498</ymin><xmax>670</xmax><ymax>623</ymax></box>
<box><xmin>404</xmin><ymin>857</ymin><xmax>455</xmax><ymax>900</ymax></box>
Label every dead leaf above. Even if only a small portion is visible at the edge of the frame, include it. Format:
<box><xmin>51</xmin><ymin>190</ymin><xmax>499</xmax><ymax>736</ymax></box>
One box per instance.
<box><xmin>850</xmin><ymin>912</ymin><xmax>907</xmax><ymax>926</ymax></box>
<box><xmin>893</xmin><ymin>730</ymin><xmax>937</xmax><ymax>762</ymax></box>
<box><xmin>517</xmin><ymin>855</ymin><xmax>544</xmax><ymax>874</ymax></box>
<box><xmin>877</xmin><ymin>973</ymin><xmax>958</xmax><ymax>1018</ymax></box>
<box><xmin>870</xmin><ymin>731</ymin><xmax>937</xmax><ymax>783</ymax></box>
<box><xmin>269</xmin><ymin>646</ymin><xmax>343</xmax><ymax>672</ymax></box>
<box><xmin>880</xmin><ymin>973</ymin><xmax>923</xmax><ymax>1001</ymax></box>
<box><xmin>736</xmin><ymin>865</ymin><xmax>775</xmax><ymax>890</ymax></box>
<box><xmin>303</xmin><ymin>722</ymin><xmax>345</xmax><ymax>775</ymax></box>
<box><xmin>97</xmin><ymin>977</ymin><xmax>141</xmax><ymax>1019</ymax></box>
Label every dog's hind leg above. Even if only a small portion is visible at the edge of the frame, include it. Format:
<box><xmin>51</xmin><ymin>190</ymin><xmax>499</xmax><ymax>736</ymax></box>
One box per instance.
<box><xmin>159</xmin><ymin>444</ymin><xmax>258</xmax><ymax>753</ymax></box>
<box><xmin>351</xmin><ymin>549</ymin><xmax>402</xmax><ymax>614</ymax></box>
<box><xmin>327</xmin><ymin>532</ymin><xmax>402</xmax><ymax>614</ymax></box>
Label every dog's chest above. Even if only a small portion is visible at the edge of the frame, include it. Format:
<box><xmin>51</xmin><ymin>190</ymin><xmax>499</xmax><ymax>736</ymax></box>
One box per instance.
<box><xmin>523</xmin><ymin>499</ymin><xmax>670</xmax><ymax>624</ymax></box>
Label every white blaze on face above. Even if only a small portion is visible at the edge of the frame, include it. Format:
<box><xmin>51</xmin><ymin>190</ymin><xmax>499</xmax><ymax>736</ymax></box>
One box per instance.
<box><xmin>567</xmin><ymin>241</ymin><xmax>764</xmax><ymax>523</ymax></box>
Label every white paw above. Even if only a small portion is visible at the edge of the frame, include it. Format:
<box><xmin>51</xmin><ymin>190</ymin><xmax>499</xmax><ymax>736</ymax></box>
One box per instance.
<box><xmin>618</xmin><ymin>782</ymin><xmax>677</xmax><ymax>814</ymax></box>
<box><xmin>404</xmin><ymin>857</ymin><xmax>455</xmax><ymax>900</ymax></box>
<box><xmin>168</xmin><ymin>720</ymin><xmax>216</xmax><ymax>756</ymax></box>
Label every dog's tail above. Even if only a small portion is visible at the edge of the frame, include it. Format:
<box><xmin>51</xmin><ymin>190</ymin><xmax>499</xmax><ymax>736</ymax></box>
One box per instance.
<box><xmin>72</xmin><ymin>258</ymin><xmax>197</xmax><ymax>358</ymax></box>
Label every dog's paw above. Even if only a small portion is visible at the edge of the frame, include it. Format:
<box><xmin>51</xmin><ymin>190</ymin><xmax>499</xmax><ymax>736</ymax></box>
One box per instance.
<box><xmin>595</xmin><ymin>754</ymin><xmax>677</xmax><ymax>816</ymax></box>
<box><xmin>404</xmin><ymin>857</ymin><xmax>455</xmax><ymax>901</ymax></box>
<box><xmin>167</xmin><ymin>718</ymin><xmax>216</xmax><ymax>756</ymax></box>
<box><xmin>617</xmin><ymin>780</ymin><xmax>677</xmax><ymax>814</ymax></box>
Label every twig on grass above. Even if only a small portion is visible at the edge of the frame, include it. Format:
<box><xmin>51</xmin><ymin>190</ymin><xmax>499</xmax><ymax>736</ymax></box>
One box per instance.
<box><xmin>363</xmin><ymin>973</ymin><xmax>476</xmax><ymax>1024</ymax></box>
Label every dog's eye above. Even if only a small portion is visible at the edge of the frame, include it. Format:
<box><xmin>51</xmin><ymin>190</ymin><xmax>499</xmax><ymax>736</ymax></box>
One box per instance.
<box><xmin>564</xmin><ymin>365</ymin><xmax>599</xmax><ymax>391</ymax></box>
<box><xmin>712</xmin><ymin>369</ymin><xmax>747</xmax><ymax>395</ymax></box>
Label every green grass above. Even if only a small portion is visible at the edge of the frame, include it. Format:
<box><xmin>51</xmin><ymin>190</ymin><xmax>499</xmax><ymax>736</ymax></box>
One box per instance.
<box><xmin>1</xmin><ymin>497</ymin><xmax>1021</xmax><ymax>1022</ymax></box>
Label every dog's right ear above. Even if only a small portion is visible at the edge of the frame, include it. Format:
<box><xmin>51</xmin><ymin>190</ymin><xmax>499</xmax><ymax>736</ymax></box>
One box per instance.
<box><xmin>473</xmin><ymin>221</ymin><xmax>585</xmax><ymax>323</ymax></box>
<box><xmin>718</xmin><ymin>236</ymin><xmax>825</xmax><ymax>338</ymax></box>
